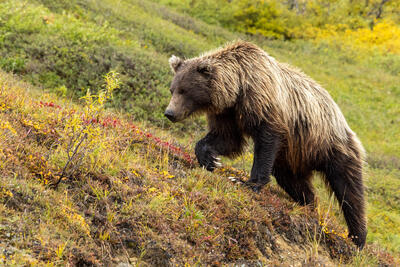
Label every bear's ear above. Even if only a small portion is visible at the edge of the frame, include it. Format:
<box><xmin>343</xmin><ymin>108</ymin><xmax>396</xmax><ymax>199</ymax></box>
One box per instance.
<box><xmin>197</xmin><ymin>59</ymin><xmax>214</xmax><ymax>76</ymax></box>
<box><xmin>169</xmin><ymin>55</ymin><xmax>183</xmax><ymax>73</ymax></box>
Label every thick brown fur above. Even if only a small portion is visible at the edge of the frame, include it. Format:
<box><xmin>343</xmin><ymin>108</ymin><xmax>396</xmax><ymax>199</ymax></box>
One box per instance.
<box><xmin>165</xmin><ymin>40</ymin><xmax>367</xmax><ymax>248</ymax></box>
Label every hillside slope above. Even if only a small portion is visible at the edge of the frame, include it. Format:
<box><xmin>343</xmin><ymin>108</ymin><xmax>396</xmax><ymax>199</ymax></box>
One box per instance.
<box><xmin>0</xmin><ymin>0</ymin><xmax>400</xmax><ymax>265</ymax></box>
<box><xmin>1</xmin><ymin>71</ymin><xmax>397</xmax><ymax>266</ymax></box>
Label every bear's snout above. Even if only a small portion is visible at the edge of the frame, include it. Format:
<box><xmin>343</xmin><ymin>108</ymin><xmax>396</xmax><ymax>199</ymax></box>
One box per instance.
<box><xmin>164</xmin><ymin>109</ymin><xmax>177</xmax><ymax>122</ymax></box>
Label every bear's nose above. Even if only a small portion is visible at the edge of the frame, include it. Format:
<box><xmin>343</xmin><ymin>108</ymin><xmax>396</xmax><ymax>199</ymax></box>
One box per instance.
<box><xmin>164</xmin><ymin>110</ymin><xmax>177</xmax><ymax>122</ymax></box>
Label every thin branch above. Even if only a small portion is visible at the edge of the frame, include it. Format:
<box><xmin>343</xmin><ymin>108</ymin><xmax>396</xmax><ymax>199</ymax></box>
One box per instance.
<box><xmin>51</xmin><ymin>132</ymin><xmax>88</xmax><ymax>188</ymax></box>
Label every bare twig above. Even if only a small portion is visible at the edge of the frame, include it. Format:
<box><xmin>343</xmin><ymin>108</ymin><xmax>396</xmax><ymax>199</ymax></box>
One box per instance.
<box><xmin>51</xmin><ymin>132</ymin><xmax>88</xmax><ymax>188</ymax></box>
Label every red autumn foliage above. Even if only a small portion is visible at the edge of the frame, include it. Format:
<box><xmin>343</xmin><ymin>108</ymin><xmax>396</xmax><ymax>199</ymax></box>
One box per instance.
<box><xmin>37</xmin><ymin>101</ymin><xmax>195</xmax><ymax>166</ymax></box>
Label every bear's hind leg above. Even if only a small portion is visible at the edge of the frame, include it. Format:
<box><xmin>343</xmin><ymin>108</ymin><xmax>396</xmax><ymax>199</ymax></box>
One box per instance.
<box><xmin>273</xmin><ymin>165</ymin><xmax>315</xmax><ymax>206</ymax></box>
<box><xmin>322</xmin><ymin>151</ymin><xmax>367</xmax><ymax>249</ymax></box>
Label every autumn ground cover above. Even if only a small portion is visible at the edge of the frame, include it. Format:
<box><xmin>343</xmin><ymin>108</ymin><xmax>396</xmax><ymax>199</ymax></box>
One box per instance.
<box><xmin>1</xmin><ymin>70</ymin><xmax>398</xmax><ymax>266</ymax></box>
<box><xmin>1</xmin><ymin>0</ymin><xmax>400</xmax><ymax>265</ymax></box>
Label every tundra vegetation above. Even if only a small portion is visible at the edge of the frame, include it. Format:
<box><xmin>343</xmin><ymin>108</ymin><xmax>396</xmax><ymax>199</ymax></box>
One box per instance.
<box><xmin>0</xmin><ymin>0</ymin><xmax>399</xmax><ymax>265</ymax></box>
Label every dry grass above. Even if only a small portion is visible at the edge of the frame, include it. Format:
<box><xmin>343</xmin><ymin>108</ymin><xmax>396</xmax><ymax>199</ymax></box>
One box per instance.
<box><xmin>2</xmin><ymin>71</ymin><xmax>396</xmax><ymax>266</ymax></box>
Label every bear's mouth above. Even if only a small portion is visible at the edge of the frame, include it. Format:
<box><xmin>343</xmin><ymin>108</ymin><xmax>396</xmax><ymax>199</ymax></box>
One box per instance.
<box><xmin>164</xmin><ymin>109</ymin><xmax>177</xmax><ymax>122</ymax></box>
<box><xmin>164</xmin><ymin>109</ymin><xmax>193</xmax><ymax>123</ymax></box>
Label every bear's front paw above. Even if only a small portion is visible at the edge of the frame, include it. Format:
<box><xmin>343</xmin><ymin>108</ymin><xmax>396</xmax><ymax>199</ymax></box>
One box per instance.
<box><xmin>198</xmin><ymin>153</ymin><xmax>220</xmax><ymax>172</ymax></box>
<box><xmin>195</xmin><ymin>142</ymin><xmax>220</xmax><ymax>171</ymax></box>
<box><xmin>243</xmin><ymin>181</ymin><xmax>263</xmax><ymax>193</ymax></box>
<box><xmin>227</xmin><ymin>177</ymin><xmax>263</xmax><ymax>193</ymax></box>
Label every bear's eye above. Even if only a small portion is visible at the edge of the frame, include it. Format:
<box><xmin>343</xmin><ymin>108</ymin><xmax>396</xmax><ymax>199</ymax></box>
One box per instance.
<box><xmin>178</xmin><ymin>88</ymin><xmax>186</xmax><ymax>94</ymax></box>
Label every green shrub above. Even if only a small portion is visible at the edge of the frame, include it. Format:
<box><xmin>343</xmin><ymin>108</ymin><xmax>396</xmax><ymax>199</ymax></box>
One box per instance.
<box><xmin>0</xmin><ymin>0</ymin><xmax>223</xmax><ymax>131</ymax></box>
<box><xmin>0</xmin><ymin>1</ymin><xmax>168</xmax><ymax>125</ymax></box>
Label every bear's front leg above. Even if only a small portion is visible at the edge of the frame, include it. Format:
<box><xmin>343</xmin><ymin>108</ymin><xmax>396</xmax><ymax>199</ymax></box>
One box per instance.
<box><xmin>195</xmin><ymin>130</ymin><xmax>245</xmax><ymax>172</ymax></box>
<box><xmin>246</xmin><ymin>124</ymin><xmax>280</xmax><ymax>192</ymax></box>
<box><xmin>195</xmin><ymin>134</ymin><xmax>220</xmax><ymax>171</ymax></box>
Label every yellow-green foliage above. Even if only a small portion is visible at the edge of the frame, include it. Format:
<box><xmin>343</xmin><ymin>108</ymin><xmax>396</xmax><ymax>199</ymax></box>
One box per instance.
<box><xmin>299</xmin><ymin>20</ymin><xmax>400</xmax><ymax>55</ymax></box>
<box><xmin>156</xmin><ymin>0</ymin><xmax>400</xmax><ymax>54</ymax></box>
<box><xmin>232</xmin><ymin>0</ymin><xmax>291</xmax><ymax>39</ymax></box>
<box><xmin>55</xmin><ymin>71</ymin><xmax>120</xmax><ymax>184</ymax></box>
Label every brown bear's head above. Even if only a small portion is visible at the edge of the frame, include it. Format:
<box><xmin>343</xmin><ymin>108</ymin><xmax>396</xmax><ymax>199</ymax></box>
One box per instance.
<box><xmin>164</xmin><ymin>55</ymin><xmax>214</xmax><ymax>122</ymax></box>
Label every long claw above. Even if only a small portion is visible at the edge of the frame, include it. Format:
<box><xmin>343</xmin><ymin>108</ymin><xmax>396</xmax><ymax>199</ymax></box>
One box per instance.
<box><xmin>228</xmin><ymin>176</ymin><xmax>243</xmax><ymax>184</ymax></box>
<box><xmin>214</xmin><ymin>161</ymin><xmax>222</xmax><ymax>167</ymax></box>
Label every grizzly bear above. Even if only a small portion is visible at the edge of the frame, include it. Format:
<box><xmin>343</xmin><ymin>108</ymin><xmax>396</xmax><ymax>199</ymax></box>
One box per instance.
<box><xmin>164</xmin><ymin>41</ymin><xmax>367</xmax><ymax>249</ymax></box>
